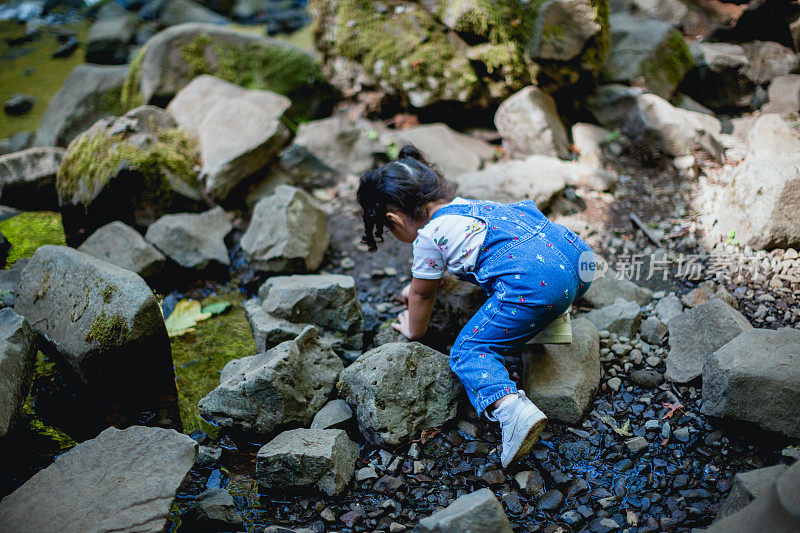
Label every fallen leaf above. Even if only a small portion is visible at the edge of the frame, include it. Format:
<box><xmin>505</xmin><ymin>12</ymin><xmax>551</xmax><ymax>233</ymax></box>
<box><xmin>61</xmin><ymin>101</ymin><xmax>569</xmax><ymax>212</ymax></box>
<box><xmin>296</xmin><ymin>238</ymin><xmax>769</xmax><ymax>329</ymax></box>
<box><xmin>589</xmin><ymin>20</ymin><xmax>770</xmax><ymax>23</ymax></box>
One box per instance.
<box><xmin>661</xmin><ymin>402</ymin><xmax>685</xmax><ymax>419</ymax></box>
<box><xmin>201</xmin><ymin>301</ymin><xmax>231</xmax><ymax>316</ymax></box>
<box><xmin>165</xmin><ymin>299</ymin><xmax>211</xmax><ymax>337</ymax></box>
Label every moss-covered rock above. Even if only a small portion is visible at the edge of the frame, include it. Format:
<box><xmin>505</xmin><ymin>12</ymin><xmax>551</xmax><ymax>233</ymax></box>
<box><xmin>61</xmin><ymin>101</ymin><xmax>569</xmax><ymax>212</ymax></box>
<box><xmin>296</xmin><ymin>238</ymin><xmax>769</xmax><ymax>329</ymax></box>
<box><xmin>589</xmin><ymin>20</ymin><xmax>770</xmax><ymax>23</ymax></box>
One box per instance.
<box><xmin>0</xmin><ymin>212</ymin><xmax>66</xmax><ymax>268</ymax></box>
<box><xmin>310</xmin><ymin>0</ymin><xmax>609</xmax><ymax>109</ymax></box>
<box><xmin>56</xmin><ymin>105</ymin><xmax>202</xmax><ymax>245</ymax></box>
<box><xmin>123</xmin><ymin>22</ymin><xmax>335</xmax><ymax>121</ymax></box>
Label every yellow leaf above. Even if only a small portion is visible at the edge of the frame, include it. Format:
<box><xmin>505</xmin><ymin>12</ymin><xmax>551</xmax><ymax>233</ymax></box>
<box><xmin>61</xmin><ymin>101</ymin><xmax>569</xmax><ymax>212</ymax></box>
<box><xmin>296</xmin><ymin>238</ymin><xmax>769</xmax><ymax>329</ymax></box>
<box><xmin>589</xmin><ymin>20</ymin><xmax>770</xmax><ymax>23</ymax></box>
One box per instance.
<box><xmin>164</xmin><ymin>299</ymin><xmax>211</xmax><ymax>337</ymax></box>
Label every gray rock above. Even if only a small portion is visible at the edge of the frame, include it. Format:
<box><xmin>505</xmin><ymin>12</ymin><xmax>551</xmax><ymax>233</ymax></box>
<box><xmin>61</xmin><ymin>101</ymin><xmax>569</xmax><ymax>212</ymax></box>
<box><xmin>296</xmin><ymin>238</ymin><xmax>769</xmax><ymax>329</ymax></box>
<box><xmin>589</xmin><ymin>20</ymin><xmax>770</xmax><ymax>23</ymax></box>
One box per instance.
<box><xmin>33</xmin><ymin>64</ymin><xmax>129</xmax><ymax>148</ymax></box>
<box><xmin>581</xmin><ymin>270</ymin><xmax>653</xmax><ymax>308</ymax></box>
<box><xmin>159</xmin><ymin>0</ymin><xmax>230</xmax><ymax>27</ymax></box>
<box><xmin>640</xmin><ymin>316</ymin><xmax>667</xmax><ymax>344</ymax></box>
<box><xmin>256</xmin><ymin>428</ymin><xmax>359</xmax><ymax>496</ymax></box>
<box><xmin>572</xmin><ymin>123</ymin><xmax>610</xmax><ymax>169</ymax></box>
<box><xmin>717</xmin><ymin>465</ymin><xmax>789</xmax><ymax>520</ymax></box>
<box><xmin>763</xmin><ymin>75</ymin><xmax>800</xmax><ymax>116</ymax></box>
<box><xmin>338</xmin><ymin>342</ymin><xmax>462</xmax><ymax>446</ymax></box>
<box><xmin>625</xmin><ymin>436</ymin><xmax>649</xmax><ymax>454</ymax></box>
<box><xmin>702</xmin><ymin>327</ymin><xmax>800</xmax><ymax>438</ymax></box>
<box><xmin>746</xmin><ymin>114</ymin><xmax>800</xmax><ymax>159</ymax></box>
<box><xmin>0</xmin><ymin>308</ymin><xmax>36</xmax><ymax>438</ymax></box>
<box><xmin>243</xmin><ymin>297</ymin><xmax>307</xmax><ymax>351</ymax></box>
<box><xmin>630</xmin><ymin>369</ymin><xmax>663</xmax><ymax>389</ymax></box>
<box><xmin>515</xmin><ymin>470</ymin><xmax>545</xmax><ymax>497</ymax></box>
<box><xmin>522</xmin><ymin>318</ymin><xmax>600</xmax><ymax>425</ymax></box>
<box><xmin>494</xmin><ymin>86</ymin><xmax>570</xmax><ymax>159</ymax></box>
<box><xmin>654</xmin><ymin>294</ymin><xmax>683</xmax><ymax>322</ymax></box>
<box><xmin>311</xmin><ymin>399</ymin><xmax>353</xmax><ymax>430</ymax></box>
<box><xmin>742</xmin><ymin>40</ymin><xmax>800</xmax><ymax>85</ymax></box>
<box><xmin>4</xmin><ymin>93</ymin><xmax>34</xmax><ymax>116</ymax></box>
<box><xmin>455</xmin><ymin>154</ymin><xmax>615</xmax><ymax>206</ymax></box>
<box><xmin>86</xmin><ymin>13</ymin><xmax>139</xmax><ymax>65</ymax></box>
<box><xmin>386</xmin><ymin>123</ymin><xmax>496</xmax><ymax>179</ymax></box>
<box><xmin>525</xmin><ymin>0</ymin><xmax>602</xmax><ymax>62</ymax></box>
<box><xmin>182</xmin><ymin>488</ymin><xmax>243</xmax><ymax>531</ymax></box>
<box><xmin>415</xmin><ymin>488</ymin><xmax>512</xmax><ymax>533</ymax></box>
<box><xmin>78</xmin><ymin>221</ymin><xmax>167</xmax><ymax>283</ymax></box>
<box><xmin>0</xmin><ymin>131</ymin><xmax>34</xmax><ymax>156</ymax></box>
<box><xmin>0</xmin><ymin>147</ymin><xmax>63</xmax><ymax>211</ymax></box>
<box><xmin>681</xmin><ymin>42</ymin><xmax>756</xmax><ymax>109</ymax></box>
<box><xmin>241</xmin><ymin>185</ymin><xmax>329</xmax><ymax>273</ymax></box>
<box><xmin>603</xmin><ymin>13</ymin><xmax>693</xmax><ymax>99</ymax></box>
<box><xmin>14</xmin><ymin>246</ymin><xmax>176</xmax><ymax>404</ymax></box>
<box><xmin>196</xmin><ymin>445</ymin><xmax>222</xmax><ymax>466</ymax></box>
<box><xmin>0</xmin><ymin>426</ymin><xmax>197</xmax><ymax>532</ymax></box>
<box><xmin>583</xmin><ymin>298</ymin><xmax>642</xmax><ymax>338</ymax></box>
<box><xmin>198</xmin><ymin>326</ymin><xmax>343</xmax><ymax>438</ymax></box>
<box><xmin>257</xmin><ymin>274</ymin><xmax>363</xmax><ymax>337</ymax></box>
<box><xmin>623</xmin><ymin>93</ymin><xmax>722</xmax><ymax>158</ymax></box>
<box><xmin>704</xmin><ymin>460</ymin><xmax>800</xmax><ymax>533</ymax></box>
<box><xmin>166</xmin><ymin>75</ymin><xmax>291</xmax><ymax>200</ymax></box>
<box><xmin>145</xmin><ymin>207</ymin><xmax>232</xmax><ymax>272</ymax></box>
<box><xmin>665</xmin><ymin>298</ymin><xmax>752</xmax><ymax>383</ymax></box>
<box><xmin>586</xmin><ymin>84</ymin><xmax>642</xmax><ymax>130</ymax></box>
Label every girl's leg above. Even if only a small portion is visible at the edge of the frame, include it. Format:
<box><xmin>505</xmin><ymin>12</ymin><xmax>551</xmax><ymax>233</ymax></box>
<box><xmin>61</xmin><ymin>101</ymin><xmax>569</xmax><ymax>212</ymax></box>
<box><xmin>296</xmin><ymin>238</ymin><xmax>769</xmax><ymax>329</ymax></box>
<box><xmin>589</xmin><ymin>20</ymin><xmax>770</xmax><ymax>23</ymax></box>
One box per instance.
<box><xmin>449</xmin><ymin>293</ymin><xmax>565</xmax><ymax>417</ymax></box>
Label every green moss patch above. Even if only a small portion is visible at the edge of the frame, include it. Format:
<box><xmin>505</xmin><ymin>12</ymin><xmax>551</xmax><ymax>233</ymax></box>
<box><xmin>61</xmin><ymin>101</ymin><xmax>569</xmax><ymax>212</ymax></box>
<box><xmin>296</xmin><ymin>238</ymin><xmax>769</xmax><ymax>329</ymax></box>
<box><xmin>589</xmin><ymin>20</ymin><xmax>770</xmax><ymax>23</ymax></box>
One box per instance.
<box><xmin>170</xmin><ymin>291</ymin><xmax>257</xmax><ymax>435</ymax></box>
<box><xmin>640</xmin><ymin>28</ymin><xmax>693</xmax><ymax>96</ymax></box>
<box><xmin>85</xmin><ymin>311</ymin><xmax>129</xmax><ymax>351</ymax></box>
<box><xmin>57</xmin><ymin>126</ymin><xmax>201</xmax><ymax>206</ymax></box>
<box><xmin>176</xmin><ymin>32</ymin><xmax>333</xmax><ymax>121</ymax></box>
<box><xmin>119</xmin><ymin>45</ymin><xmax>146</xmax><ymax>112</ymax></box>
<box><xmin>0</xmin><ymin>212</ymin><xmax>66</xmax><ymax>268</ymax></box>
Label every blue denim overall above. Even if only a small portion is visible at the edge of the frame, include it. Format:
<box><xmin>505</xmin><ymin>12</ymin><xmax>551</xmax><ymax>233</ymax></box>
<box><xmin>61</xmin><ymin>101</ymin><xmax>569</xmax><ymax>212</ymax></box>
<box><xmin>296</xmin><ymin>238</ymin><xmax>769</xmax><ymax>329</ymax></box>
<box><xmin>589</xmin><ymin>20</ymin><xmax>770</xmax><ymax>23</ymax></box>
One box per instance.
<box><xmin>428</xmin><ymin>199</ymin><xmax>595</xmax><ymax>417</ymax></box>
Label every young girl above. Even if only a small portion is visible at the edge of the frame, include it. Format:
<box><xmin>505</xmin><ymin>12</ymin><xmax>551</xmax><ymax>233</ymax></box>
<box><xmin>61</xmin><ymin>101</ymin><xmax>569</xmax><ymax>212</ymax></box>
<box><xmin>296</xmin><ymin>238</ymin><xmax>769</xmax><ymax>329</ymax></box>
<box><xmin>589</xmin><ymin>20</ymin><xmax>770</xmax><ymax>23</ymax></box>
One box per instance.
<box><xmin>357</xmin><ymin>144</ymin><xmax>595</xmax><ymax>467</ymax></box>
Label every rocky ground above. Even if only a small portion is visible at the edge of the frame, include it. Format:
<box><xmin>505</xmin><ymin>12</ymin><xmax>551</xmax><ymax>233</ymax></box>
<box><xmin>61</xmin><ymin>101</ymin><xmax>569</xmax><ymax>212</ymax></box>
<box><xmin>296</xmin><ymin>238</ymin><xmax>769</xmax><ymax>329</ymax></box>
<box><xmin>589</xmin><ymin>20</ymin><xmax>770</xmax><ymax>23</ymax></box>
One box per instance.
<box><xmin>1</xmin><ymin>0</ymin><xmax>800</xmax><ymax>532</ymax></box>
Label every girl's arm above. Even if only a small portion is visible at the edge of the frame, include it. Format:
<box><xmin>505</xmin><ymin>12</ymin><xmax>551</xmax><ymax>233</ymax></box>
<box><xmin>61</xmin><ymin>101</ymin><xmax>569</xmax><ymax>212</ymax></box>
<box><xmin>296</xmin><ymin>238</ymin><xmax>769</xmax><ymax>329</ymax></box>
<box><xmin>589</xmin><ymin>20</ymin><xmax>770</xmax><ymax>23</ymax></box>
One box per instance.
<box><xmin>393</xmin><ymin>276</ymin><xmax>440</xmax><ymax>340</ymax></box>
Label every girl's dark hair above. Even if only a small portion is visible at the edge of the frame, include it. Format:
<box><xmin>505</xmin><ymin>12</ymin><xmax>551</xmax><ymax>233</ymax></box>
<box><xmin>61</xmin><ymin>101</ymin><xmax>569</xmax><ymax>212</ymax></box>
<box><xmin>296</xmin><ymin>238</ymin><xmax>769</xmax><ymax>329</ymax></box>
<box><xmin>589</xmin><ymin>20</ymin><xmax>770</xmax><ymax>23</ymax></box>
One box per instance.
<box><xmin>358</xmin><ymin>144</ymin><xmax>455</xmax><ymax>252</ymax></box>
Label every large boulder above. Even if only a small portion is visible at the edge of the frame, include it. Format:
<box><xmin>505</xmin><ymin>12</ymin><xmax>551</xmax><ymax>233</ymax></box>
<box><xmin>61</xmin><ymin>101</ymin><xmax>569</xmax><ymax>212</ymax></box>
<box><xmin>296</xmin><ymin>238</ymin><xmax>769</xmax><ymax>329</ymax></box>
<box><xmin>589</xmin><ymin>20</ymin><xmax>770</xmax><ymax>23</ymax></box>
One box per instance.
<box><xmin>623</xmin><ymin>93</ymin><xmax>722</xmax><ymax>157</ymax></box>
<box><xmin>86</xmin><ymin>13</ymin><xmax>139</xmax><ymax>65</ymax></box>
<box><xmin>494</xmin><ymin>86</ymin><xmax>570</xmax><ymax>159</ymax></box>
<box><xmin>14</xmin><ymin>246</ymin><xmax>177</xmax><ymax>407</ymax></box>
<box><xmin>717</xmin><ymin>465</ymin><xmax>790</xmax><ymax>520</ymax></box>
<box><xmin>78</xmin><ymin>221</ymin><xmax>167</xmax><ymax>284</ymax></box>
<box><xmin>602</xmin><ymin>13</ymin><xmax>693</xmax><ymax>99</ymax></box>
<box><xmin>257</xmin><ymin>274</ymin><xmax>363</xmax><ymax>337</ymax></box>
<box><xmin>702</xmin><ymin>328</ymin><xmax>800</xmax><ymax>439</ymax></box>
<box><xmin>679</xmin><ymin>43</ymin><xmax>757</xmax><ymax>110</ymax></box>
<box><xmin>256</xmin><ymin>428</ymin><xmax>359</xmax><ymax>496</ymax></box>
<box><xmin>0</xmin><ymin>308</ymin><xmax>36</xmax><ymax>438</ymax></box>
<box><xmin>198</xmin><ymin>326</ymin><xmax>343</xmax><ymax>438</ymax></box>
<box><xmin>582</xmin><ymin>297</ymin><xmax>641</xmax><ymax>337</ymax></box>
<box><xmin>0</xmin><ymin>426</ymin><xmax>197</xmax><ymax>532</ymax></box>
<box><xmin>123</xmin><ymin>23</ymin><xmax>333</xmax><ymax>121</ymax></box>
<box><xmin>241</xmin><ymin>185</ymin><xmax>329</xmax><ymax>273</ymax></box>
<box><xmin>386</xmin><ymin>123</ymin><xmax>496</xmax><ymax>179</ymax></box>
<box><xmin>337</xmin><ymin>342</ymin><xmax>463</xmax><ymax>446</ymax></box>
<box><xmin>741</xmin><ymin>40</ymin><xmax>800</xmax><ymax>85</ymax></box>
<box><xmin>166</xmin><ymin>75</ymin><xmax>291</xmax><ymax>200</ymax></box>
<box><xmin>310</xmin><ymin>0</ymin><xmax>609</xmax><ymax>109</ymax></box>
<box><xmin>454</xmin><ymin>154</ymin><xmax>615</xmax><ymax>206</ymax></box>
<box><xmin>159</xmin><ymin>0</ymin><xmax>231</xmax><ymax>27</ymax></box>
<box><xmin>0</xmin><ymin>147</ymin><xmax>63</xmax><ymax>211</ymax></box>
<box><xmin>664</xmin><ymin>298</ymin><xmax>752</xmax><ymax>383</ymax></box>
<box><xmin>33</xmin><ymin>64</ymin><xmax>129</xmax><ymax>148</ymax></box>
<box><xmin>145</xmin><ymin>207</ymin><xmax>232</xmax><ymax>273</ymax></box>
<box><xmin>704</xmin><ymin>460</ymin><xmax>800</xmax><ymax>533</ymax></box>
<box><xmin>56</xmin><ymin>105</ymin><xmax>202</xmax><ymax>245</ymax></box>
<box><xmin>415</xmin><ymin>488</ymin><xmax>513</xmax><ymax>533</ymax></box>
<box><xmin>522</xmin><ymin>317</ymin><xmax>600</xmax><ymax>424</ymax></box>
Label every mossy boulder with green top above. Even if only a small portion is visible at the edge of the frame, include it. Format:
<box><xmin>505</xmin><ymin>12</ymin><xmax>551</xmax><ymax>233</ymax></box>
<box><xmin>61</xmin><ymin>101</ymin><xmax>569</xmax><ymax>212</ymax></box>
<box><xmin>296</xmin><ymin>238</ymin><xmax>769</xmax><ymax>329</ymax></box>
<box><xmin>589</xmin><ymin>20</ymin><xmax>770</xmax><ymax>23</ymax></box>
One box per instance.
<box><xmin>121</xmin><ymin>22</ymin><xmax>335</xmax><ymax>121</ymax></box>
<box><xmin>309</xmin><ymin>0</ymin><xmax>609</xmax><ymax>109</ymax></box>
<box><xmin>56</xmin><ymin>105</ymin><xmax>203</xmax><ymax>246</ymax></box>
<box><xmin>13</xmin><ymin>245</ymin><xmax>177</xmax><ymax>412</ymax></box>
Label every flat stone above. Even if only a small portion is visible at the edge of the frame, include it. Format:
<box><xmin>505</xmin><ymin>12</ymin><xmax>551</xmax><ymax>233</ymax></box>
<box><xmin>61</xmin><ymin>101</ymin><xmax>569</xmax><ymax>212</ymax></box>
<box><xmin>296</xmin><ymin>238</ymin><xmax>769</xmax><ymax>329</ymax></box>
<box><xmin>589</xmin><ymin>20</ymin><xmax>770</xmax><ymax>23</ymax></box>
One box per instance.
<box><xmin>0</xmin><ymin>426</ymin><xmax>197</xmax><ymax>532</ymax></box>
<box><xmin>78</xmin><ymin>221</ymin><xmax>167</xmax><ymax>283</ymax></box>
<box><xmin>581</xmin><ymin>270</ymin><xmax>653</xmax><ymax>308</ymax></box>
<box><xmin>145</xmin><ymin>207</ymin><xmax>232</xmax><ymax>272</ymax></box>
<box><xmin>182</xmin><ymin>488</ymin><xmax>243</xmax><ymax>530</ymax></box>
<box><xmin>583</xmin><ymin>298</ymin><xmax>642</xmax><ymax>338</ymax></box>
<box><xmin>311</xmin><ymin>399</ymin><xmax>353</xmax><ymax>431</ymax></box>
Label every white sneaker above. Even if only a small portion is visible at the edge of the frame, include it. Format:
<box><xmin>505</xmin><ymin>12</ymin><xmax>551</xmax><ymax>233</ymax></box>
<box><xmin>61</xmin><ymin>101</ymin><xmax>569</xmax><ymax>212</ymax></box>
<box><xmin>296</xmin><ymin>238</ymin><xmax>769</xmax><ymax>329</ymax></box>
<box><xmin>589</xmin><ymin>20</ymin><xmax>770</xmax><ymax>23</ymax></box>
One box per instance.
<box><xmin>487</xmin><ymin>390</ymin><xmax>548</xmax><ymax>467</ymax></box>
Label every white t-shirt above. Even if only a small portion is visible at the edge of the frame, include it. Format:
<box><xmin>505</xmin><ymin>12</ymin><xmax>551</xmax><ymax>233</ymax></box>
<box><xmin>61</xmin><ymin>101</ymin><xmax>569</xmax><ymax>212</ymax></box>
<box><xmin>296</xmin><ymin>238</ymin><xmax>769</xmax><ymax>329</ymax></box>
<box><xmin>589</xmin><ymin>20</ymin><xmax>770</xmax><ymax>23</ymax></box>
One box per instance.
<box><xmin>411</xmin><ymin>197</ymin><xmax>487</xmax><ymax>279</ymax></box>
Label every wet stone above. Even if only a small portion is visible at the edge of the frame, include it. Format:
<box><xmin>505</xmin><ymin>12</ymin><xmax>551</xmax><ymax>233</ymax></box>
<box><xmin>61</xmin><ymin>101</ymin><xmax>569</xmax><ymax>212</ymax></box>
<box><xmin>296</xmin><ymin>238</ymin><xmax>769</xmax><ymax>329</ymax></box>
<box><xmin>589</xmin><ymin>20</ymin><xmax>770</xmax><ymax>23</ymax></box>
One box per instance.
<box><xmin>515</xmin><ymin>470</ymin><xmax>545</xmax><ymax>497</ymax></box>
<box><xmin>536</xmin><ymin>489</ymin><xmax>564</xmax><ymax>511</ymax></box>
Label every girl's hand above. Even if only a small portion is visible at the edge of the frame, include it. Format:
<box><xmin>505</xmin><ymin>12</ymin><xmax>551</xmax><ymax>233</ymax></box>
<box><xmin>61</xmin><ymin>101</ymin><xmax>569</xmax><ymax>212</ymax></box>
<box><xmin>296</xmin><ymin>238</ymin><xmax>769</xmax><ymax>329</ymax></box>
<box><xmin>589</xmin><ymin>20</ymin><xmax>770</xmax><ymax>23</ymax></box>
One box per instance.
<box><xmin>392</xmin><ymin>310</ymin><xmax>416</xmax><ymax>339</ymax></box>
<box><xmin>401</xmin><ymin>283</ymin><xmax>412</xmax><ymax>306</ymax></box>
